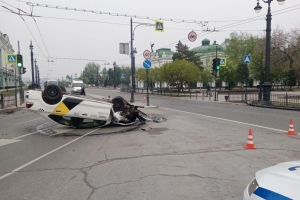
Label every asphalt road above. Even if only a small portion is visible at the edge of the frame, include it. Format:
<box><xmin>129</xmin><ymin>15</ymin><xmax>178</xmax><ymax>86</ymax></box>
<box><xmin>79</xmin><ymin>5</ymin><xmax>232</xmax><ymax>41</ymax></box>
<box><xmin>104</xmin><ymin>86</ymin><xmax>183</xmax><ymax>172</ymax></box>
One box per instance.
<box><xmin>0</xmin><ymin>87</ymin><xmax>299</xmax><ymax>200</ymax></box>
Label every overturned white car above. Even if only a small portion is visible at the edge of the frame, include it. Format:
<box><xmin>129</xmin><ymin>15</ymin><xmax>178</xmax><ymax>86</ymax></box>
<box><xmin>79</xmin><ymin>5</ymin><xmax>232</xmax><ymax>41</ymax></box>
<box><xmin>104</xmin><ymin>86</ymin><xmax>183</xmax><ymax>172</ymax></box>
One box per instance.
<box><xmin>244</xmin><ymin>160</ymin><xmax>300</xmax><ymax>200</ymax></box>
<box><xmin>26</xmin><ymin>85</ymin><xmax>148</xmax><ymax>128</ymax></box>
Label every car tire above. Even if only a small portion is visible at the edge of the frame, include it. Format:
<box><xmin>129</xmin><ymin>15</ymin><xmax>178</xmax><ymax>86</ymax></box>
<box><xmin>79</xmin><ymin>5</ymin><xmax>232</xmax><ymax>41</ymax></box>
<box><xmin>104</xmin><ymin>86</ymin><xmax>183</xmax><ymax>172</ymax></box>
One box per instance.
<box><xmin>111</xmin><ymin>96</ymin><xmax>126</xmax><ymax>112</ymax></box>
<box><xmin>43</xmin><ymin>85</ymin><xmax>62</xmax><ymax>105</ymax></box>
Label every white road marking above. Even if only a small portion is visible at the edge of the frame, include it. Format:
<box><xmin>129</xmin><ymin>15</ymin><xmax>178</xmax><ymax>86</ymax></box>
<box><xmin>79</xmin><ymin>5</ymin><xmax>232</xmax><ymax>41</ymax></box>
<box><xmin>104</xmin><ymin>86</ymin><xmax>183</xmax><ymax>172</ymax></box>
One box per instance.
<box><xmin>0</xmin><ymin>128</ymin><xmax>98</xmax><ymax>181</ymax></box>
<box><xmin>13</xmin><ymin>131</ymin><xmax>39</xmax><ymax>140</ymax></box>
<box><xmin>161</xmin><ymin>107</ymin><xmax>288</xmax><ymax>133</ymax></box>
<box><xmin>0</xmin><ymin>139</ymin><xmax>21</xmax><ymax>147</ymax></box>
<box><xmin>15</xmin><ymin>118</ymin><xmax>43</xmax><ymax>125</ymax></box>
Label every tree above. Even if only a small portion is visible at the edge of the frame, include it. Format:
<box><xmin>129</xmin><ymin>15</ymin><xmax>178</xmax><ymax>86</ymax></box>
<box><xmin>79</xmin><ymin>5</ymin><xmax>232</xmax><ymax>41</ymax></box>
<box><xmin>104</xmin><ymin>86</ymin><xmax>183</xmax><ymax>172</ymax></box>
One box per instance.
<box><xmin>236</xmin><ymin>63</ymin><xmax>249</xmax><ymax>86</ymax></box>
<box><xmin>199</xmin><ymin>69</ymin><xmax>213</xmax><ymax>85</ymax></box>
<box><xmin>172</xmin><ymin>40</ymin><xmax>203</xmax><ymax>70</ymax></box>
<box><xmin>271</xmin><ymin>27</ymin><xmax>300</xmax><ymax>90</ymax></box>
<box><xmin>219</xmin><ymin>61</ymin><xmax>238</xmax><ymax>89</ymax></box>
<box><xmin>82</xmin><ymin>62</ymin><xmax>100</xmax><ymax>85</ymax></box>
<box><xmin>161</xmin><ymin>60</ymin><xmax>200</xmax><ymax>93</ymax></box>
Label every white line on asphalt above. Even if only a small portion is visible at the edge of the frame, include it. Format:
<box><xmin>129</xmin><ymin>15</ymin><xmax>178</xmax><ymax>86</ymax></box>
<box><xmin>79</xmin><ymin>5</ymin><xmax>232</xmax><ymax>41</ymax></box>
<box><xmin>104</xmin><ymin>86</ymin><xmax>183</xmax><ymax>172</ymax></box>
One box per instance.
<box><xmin>0</xmin><ymin>128</ymin><xmax>98</xmax><ymax>181</ymax></box>
<box><xmin>15</xmin><ymin>118</ymin><xmax>43</xmax><ymax>125</ymax></box>
<box><xmin>0</xmin><ymin>139</ymin><xmax>21</xmax><ymax>147</ymax></box>
<box><xmin>12</xmin><ymin>131</ymin><xmax>39</xmax><ymax>140</ymax></box>
<box><xmin>161</xmin><ymin>107</ymin><xmax>287</xmax><ymax>133</ymax></box>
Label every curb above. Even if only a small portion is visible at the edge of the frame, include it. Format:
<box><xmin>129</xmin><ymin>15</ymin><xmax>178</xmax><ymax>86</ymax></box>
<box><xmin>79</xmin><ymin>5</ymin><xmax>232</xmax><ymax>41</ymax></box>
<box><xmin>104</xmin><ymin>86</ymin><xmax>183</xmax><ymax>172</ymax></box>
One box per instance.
<box><xmin>248</xmin><ymin>104</ymin><xmax>300</xmax><ymax>111</ymax></box>
<box><xmin>0</xmin><ymin>107</ymin><xmax>25</xmax><ymax>114</ymax></box>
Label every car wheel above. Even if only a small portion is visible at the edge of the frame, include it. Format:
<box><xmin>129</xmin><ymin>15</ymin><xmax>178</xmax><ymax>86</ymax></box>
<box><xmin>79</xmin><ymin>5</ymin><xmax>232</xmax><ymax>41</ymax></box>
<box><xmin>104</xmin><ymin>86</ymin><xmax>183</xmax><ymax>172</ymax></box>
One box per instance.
<box><xmin>43</xmin><ymin>85</ymin><xmax>62</xmax><ymax>104</ymax></box>
<box><xmin>111</xmin><ymin>96</ymin><xmax>126</xmax><ymax>112</ymax></box>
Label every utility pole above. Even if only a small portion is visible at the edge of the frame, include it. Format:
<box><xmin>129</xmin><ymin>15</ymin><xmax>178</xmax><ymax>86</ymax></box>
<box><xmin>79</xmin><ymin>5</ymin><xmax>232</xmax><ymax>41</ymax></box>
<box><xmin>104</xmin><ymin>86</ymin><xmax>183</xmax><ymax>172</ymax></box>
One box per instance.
<box><xmin>113</xmin><ymin>61</ymin><xmax>116</xmax><ymax>89</ymax></box>
<box><xmin>130</xmin><ymin>18</ymin><xmax>135</xmax><ymax>102</ymax></box>
<box><xmin>18</xmin><ymin>41</ymin><xmax>22</xmax><ymax>102</ymax></box>
<box><xmin>34</xmin><ymin>58</ymin><xmax>38</xmax><ymax>87</ymax></box>
<box><xmin>96</xmin><ymin>66</ymin><xmax>99</xmax><ymax>87</ymax></box>
<box><xmin>38</xmin><ymin>67</ymin><xmax>40</xmax><ymax>85</ymax></box>
<box><xmin>29</xmin><ymin>41</ymin><xmax>35</xmax><ymax>89</ymax></box>
<box><xmin>214</xmin><ymin>45</ymin><xmax>217</xmax><ymax>101</ymax></box>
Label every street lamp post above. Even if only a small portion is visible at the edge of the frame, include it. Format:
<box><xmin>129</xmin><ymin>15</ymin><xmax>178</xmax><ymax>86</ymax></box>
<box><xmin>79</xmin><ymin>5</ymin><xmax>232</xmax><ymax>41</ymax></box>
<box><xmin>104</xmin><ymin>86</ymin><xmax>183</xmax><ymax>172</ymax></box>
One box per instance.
<box><xmin>113</xmin><ymin>61</ymin><xmax>116</xmax><ymax>89</ymax></box>
<box><xmin>254</xmin><ymin>0</ymin><xmax>285</xmax><ymax>104</ymax></box>
<box><xmin>130</xmin><ymin>18</ymin><xmax>154</xmax><ymax>102</ymax></box>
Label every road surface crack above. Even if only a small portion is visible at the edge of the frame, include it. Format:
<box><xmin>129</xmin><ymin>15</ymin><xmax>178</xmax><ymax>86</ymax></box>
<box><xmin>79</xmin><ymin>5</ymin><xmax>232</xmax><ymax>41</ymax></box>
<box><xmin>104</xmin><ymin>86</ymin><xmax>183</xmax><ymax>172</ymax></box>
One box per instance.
<box><xmin>95</xmin><ymin>173</ymin><xmax>239</xmax><ymax>191</ymax></box>
<box><xmin>80</xmin><ymin>169</ymin><xmax>96</xmax><ymax>200</ymax></box>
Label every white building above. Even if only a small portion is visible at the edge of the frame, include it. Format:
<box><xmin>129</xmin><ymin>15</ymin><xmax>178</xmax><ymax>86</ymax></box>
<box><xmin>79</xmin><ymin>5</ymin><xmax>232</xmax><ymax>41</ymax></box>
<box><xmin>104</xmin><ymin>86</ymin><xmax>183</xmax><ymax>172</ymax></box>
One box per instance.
<box><xmin>150</xmin><ymin>48</ymin><xmax>174</xmax><ymax>68</ymax></box>
<box><xmin>0</xmin><ymin>31</ymin><xmax>20</xmax><ymax>89</ymax></box>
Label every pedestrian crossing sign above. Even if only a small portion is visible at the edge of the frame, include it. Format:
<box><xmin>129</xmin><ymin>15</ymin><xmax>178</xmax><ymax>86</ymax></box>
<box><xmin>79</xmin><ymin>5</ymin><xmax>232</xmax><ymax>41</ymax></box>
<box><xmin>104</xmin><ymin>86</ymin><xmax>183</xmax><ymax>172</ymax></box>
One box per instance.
<box><xmin>6</xmin><ymin>54</ymin><xmax>17</xmax><ymax>64</ymax></box>
<box><xmin>155</xmin><ymin>20</ymin><xmax>164</xmax><ymax>32</ymax></box>
<box><xmin>244</xmin><ymin>55</ymin><xmax>251</xmax><ymax>64</ymax></box>
<box><xmin>219</xmin><ymin>57</ymin><xmax>226</xmax><ymax>66</ymax></box>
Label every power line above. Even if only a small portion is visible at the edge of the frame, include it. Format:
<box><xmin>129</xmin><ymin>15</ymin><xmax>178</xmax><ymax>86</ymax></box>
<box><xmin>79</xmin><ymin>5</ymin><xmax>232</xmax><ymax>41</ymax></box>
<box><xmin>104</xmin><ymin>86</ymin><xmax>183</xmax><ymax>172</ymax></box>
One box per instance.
<box><xmin>0</xmin><ymin>0</ymin><xmax>49</xmax><ymax>58</ymax></box>
<box><xmin>115</xmin><ymin>5</ymin><xmax>300</xmax><ymax>63</ymax></box>
<box><xmin>48</xmin><ymin>57</ymin><xmax>109</xmax><ymax>62</ymax></box>
<box><xmin>161</xmin><ymin>4</ymin><xmax>300</xmax><ymax>48</ymax></box>
<box><xmin>22</xmin><ymin>18</ymin><xmax>47</xmax><ymax>58</ymax></box>
<box><xmin>25</xmin><ymin>1</ymin><xmax>242</xmax><ymax>24</ymax></box>
<box><xmin>32</xmin><ymin>19</ymin><xmax>51</xmax><ymax>57</ymax></box>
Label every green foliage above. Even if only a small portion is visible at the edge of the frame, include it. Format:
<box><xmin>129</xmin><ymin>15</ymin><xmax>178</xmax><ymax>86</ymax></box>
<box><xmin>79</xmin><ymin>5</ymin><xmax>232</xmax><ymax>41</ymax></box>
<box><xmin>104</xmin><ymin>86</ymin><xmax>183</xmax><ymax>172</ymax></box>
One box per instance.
<box><xmin>219</xmin><ymin>61</ymin><xmax>237</xmax><ymax>89</ymax></box>
<box><xmin>236</xmin><ymin>63</ymin><xmax>249</xmax><ymax>85</ymax></box>
<box><xmin>172</xmin><ymin>40</ymin><xmax>203</xmax><ymax>70</ymax></box>
<box><xmin>199</xmin><ymin>69</ymin><xmax>213</xmax><ymax>84</ymax></box>
<box><xmin>82</xmin><ymin>62</ymin><xmax>100</xmax><ymax>85</ymax></box>
<box><xmin>160</xmin><ymin>60</ymin><xmax>200</xmax><ymax>93</ymax></box>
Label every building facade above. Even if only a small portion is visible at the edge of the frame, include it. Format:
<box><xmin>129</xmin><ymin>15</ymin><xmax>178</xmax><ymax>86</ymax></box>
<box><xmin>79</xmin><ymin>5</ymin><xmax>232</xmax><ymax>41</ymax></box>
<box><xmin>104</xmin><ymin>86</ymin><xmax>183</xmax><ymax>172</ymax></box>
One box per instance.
<box><xmin>0</xmin><ymin>31</ymin><xmax>20</xmax><ymax>89</ymax></box>
<box><xmin>135</xmin><ymin>40</ymin><xmax>229</xmax><ymax>88</ymax></box>
<box><xmin>136</xmin><ymin>48</ymin><xmax>175</xmax><ymax>88</ymax></box>
<box><xmin>191</xmin><ymin>38</ymin><xmax>228</xmax><ymax>87</ymax></box>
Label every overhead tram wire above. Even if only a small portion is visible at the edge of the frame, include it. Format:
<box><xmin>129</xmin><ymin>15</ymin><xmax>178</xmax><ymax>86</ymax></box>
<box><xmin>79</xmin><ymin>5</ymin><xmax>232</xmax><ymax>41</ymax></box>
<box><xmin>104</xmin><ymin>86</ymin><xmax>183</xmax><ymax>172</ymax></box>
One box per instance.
<box><xmin>161</xmin><ymin>4</ymin><xmax>300</xmax><ymax>48</ymax></box>
<box><xmin>115</xmin><ymin>4</ymin><xmax>300</xmax><ymax>63</ymax></box>
<box><xmin>0</xmin><ymin>0</ymin><xmax>48</xmax><ymax>58</ymax></box>
<box><xmin>24</xmin><ymin>1</ymin><xmax>241</xmax><ymax>24</ymax></box>
<box><xmin>4</xmin><ymin>0</ymin><xmax>300</xmax><ymax>63</ymax></box>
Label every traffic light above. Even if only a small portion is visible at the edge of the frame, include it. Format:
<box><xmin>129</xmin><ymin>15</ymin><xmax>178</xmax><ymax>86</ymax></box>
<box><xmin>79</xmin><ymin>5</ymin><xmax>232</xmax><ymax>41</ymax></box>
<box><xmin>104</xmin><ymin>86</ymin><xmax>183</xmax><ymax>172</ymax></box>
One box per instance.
<box><xmin>216</xmin><ymin>58</ymin><xmax>221</xmax><ymax>71</ymax></box>
<box><xmin>17</xmin><ymin>54</ymin><xmax>23</xmax><ymax>68</ymax></box>
<box><xmin>212</xmin><ymin>58</ymin><xmax>216</xmax><ymax>71</ymax></box>
<box><xmin>23</xmin><ymin>67</ymin><xmax>27</xmax><ymax>74</ymax></box>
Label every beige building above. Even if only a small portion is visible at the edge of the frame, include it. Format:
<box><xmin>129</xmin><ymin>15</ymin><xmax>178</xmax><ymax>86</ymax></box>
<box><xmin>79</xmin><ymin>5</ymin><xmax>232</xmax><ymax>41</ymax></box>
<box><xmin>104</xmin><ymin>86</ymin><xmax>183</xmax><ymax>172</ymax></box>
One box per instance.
<box><xmin>0</xmin><ymin>31</ymin><xmax>20</xmax><ymax>89</ymax></box>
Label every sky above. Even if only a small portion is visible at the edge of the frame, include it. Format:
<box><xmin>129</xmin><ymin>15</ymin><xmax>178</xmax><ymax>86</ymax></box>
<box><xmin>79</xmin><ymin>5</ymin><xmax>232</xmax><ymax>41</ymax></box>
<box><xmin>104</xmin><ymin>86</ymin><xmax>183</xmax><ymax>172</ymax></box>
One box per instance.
<box><xmin>0</xmin><ymin>0</ymin><xmax>299</xmax><ymax>81</ymax></box>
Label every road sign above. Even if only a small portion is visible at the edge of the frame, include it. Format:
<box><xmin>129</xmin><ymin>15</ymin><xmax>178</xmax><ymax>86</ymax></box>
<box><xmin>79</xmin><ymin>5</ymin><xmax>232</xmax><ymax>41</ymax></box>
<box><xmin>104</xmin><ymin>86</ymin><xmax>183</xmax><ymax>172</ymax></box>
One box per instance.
<box><xmin>143</xmin><ymin>50</ymin><xmax>152</xmax><ymax>59</ymax></box>
<box><xmin>188</xmin><ymin>31</ymin><xmax>197</xmax><ymax>42</ymax></box>
<box><xmin>219</xmin><ymin>57</ymin><xmax>226</xmax><ymax>66</ymax></box>
<box><xmin>119</xmin><ymin>43</ymin><xmax>129</xmax><ymax>55</ymax></box>
<box><xmin>121</xmin><ymin>73</ymin><xmax>125</xmax><ymax>78</ymax></box>
<box><xmin>143</xmin><ymin>60</ymin><xmax>152</xmax><ymax>69</ymax></box>
<box><xmin>6</xmin><ymin>54</ymin><xmax>17</xmax><ymax>64</ymax></box>
<box><xmin>155</xmin><ymin>20</ymin><xmax>164</xmax><ymax>32</ymax></box>
<box><xmin>244</xmin><ymin>55</ymin><xmax>251</xmax><ymax>64</ymax></box>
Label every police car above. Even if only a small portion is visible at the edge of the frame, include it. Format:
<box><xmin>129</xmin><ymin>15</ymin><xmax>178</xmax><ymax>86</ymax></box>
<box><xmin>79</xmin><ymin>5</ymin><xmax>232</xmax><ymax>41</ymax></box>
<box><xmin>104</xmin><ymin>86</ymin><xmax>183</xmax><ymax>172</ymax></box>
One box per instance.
<box><xmin>244</xmin><ymin>160</ymin><xmax>300</xmax><ymax>200</ymax></box>
<box><xmin>26</xmin><ymin>84</ymin><xmax>148</xmax><ymax>128</ymax></box>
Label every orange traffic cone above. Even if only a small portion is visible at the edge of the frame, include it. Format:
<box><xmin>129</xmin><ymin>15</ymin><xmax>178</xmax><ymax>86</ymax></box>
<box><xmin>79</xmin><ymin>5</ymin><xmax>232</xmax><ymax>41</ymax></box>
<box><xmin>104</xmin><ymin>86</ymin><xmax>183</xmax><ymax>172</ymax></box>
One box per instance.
<box><xmin>244</xmin><ymin>129</ymin><xmax>257</xmax><ymax>149</ymax></box>
<box><xmin>286</xmin><ymin>119</ymin><xmax>297</xmax><ymax>135</ymax></box>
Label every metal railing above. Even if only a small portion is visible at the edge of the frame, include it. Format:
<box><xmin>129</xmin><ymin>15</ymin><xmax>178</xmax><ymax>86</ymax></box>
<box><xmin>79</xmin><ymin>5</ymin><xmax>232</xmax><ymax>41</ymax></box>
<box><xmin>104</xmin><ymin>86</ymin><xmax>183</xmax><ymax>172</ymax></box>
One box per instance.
<box><xmin>246</xmin><ymin>93</ymin><xmax>300</xmax><ymax>109</ymax></box>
